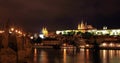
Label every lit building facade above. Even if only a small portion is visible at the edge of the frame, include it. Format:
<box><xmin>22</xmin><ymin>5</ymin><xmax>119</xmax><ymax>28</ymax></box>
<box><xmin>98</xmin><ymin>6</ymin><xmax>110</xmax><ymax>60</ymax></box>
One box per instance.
<box><xmin>78</xmin><ymin>21</ymin><xmax>87</xmax><ymax>30</ymax></box>
<box><xmin>78</xmin><ymin>21</ymin><xmax>87</xmax><ymax>33</ymax></box>
<box><xmin>88</xmin><ymin>29</ymin><xmax>120</xmax><ymax>36</ymax></box>
<box><xmin>42</xmin><ymin>27</ymin><xmax>48</xmax><ymax>37</ymax></box>
<box><xmin>77</xmin><ymin>21</ymin><xmax>95</xmax><ymax>33</ymax></box>
<box><xmin>56</xmin><ymin>21</ymin><xmax>120</xmax><ymax>36</ymax></box>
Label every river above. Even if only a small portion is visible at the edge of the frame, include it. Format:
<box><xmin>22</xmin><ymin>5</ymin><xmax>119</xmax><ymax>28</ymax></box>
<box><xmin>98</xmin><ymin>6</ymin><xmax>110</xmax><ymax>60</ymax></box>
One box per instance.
<box><xmin>32</xmin><ymin>48</ymin><xmax>120</xmax><ymax>63</ymax></box>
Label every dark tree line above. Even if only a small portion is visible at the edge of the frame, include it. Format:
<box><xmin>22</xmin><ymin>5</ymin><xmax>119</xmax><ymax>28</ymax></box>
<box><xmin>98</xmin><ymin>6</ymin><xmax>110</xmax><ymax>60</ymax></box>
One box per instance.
<box><xmin>31</xmin><ymin>37</ymin><xmax>42</xmax><ymax>44</ymax></box>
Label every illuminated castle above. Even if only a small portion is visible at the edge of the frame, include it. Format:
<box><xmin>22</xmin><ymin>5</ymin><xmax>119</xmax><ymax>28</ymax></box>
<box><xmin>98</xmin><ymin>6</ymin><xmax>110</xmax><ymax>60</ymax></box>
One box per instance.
<box><xmin>56</xmin><ymin>20</ymin><xmax>120</xmax><ymax>36</ymax></box>
<box><xmin>78</xmin><ymin>21</ymin><xmax>87</xmax><ymax>30</ymax></box>
<box><xmin>42</xmin><ymin>27</ymin><xmax>48</xmax><ymax>37</ymax></box>
<box><xmin>78</xmin><ymin>21</ymin><xmax>94</xmax><ymax>33</ymax></box>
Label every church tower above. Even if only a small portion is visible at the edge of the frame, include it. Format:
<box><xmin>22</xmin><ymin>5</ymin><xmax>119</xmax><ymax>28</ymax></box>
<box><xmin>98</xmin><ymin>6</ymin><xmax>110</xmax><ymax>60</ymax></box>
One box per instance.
<box><xmin>78</xmin><ymin>20</ymin><xmax>87</xmax><ymax>33</ymax></box>
<box><xmin>42</xmin><ymin>27</ymin><xmax>48</xmax><ymax>37</ymax></box>
<box><xmin>78</xmin><ymin>23</ymin><xmax>81</xmax><ymax>30</ymax></box>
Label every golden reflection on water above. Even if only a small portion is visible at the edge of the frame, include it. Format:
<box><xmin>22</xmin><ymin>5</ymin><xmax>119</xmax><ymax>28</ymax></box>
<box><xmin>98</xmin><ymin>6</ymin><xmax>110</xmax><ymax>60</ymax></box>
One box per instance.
<box><xmin>39</xmin><ymin>51</ymin><xmax>48</xmax><ymax>63</ymax></box>
<box><xmin>102</xmin><ymin>50</ymin><xmax>108</xmax><ymax>63</ymax></box>
<box><xmin>116</xmin><ymin>50</ymin><xmax>120</xmax><ymax>57</ymax></box>
<box><xmin>34</xmin><ymin>48</ymin><xmax>37</xmax><ymax>63</ymax></box>
<box><xmin>109</xmin><ymin>50</ymin><xmax>114</xmax><ymax>59</ymax></box>
<box><xmin>33</xmin><ymin>48</ymin><xmax>120</xmax><ymax>63</ymax></box>
<box><xmin>33</xmin><ymin>49</ymin><xmax>48</xmax><ymax>63</ymax></box>
<box><xmin>102</xmin><ymin>50</ymin><xmax>107</xmax><ymax>59</ymax></box>
<box><xmin>85</xmin><ymin>49</ymin><xmax>90</xmax><ymax>60</ymax></box>
<box><xmin>63</xmin><ymin>48</ymin><xmax>67</xmax><ymax>63</ymax></box>
<box><xmin>100</xmin><ymin>50</ymin><xmax>120</xmax><ymax>63</ymax></box>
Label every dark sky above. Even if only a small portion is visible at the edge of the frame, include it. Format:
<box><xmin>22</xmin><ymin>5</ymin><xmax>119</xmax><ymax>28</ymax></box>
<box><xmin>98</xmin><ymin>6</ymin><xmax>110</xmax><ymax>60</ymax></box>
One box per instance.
<box><xmin>0</xmin><ymin>0</ymin><xmax>120</xmax><ymax>33</ymax></box>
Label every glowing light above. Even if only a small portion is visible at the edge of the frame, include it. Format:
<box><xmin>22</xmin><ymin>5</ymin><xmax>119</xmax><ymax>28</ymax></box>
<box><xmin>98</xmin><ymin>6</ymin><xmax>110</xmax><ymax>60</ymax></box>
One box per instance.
<box><xmin>39</xmin><ymin>34</ymin><xmax>44</xmax><ymax>39</ymax></box>
<box><xmin>80</xmin><ymin>48</ymin><xmax>85</xmax><ymax>51</ymax></box>
<box><xmin>15</xmin><ymin>30</ymin><xmax>18</xmax><ymax>33</ymax></box>
<box><xmin>101</xmin><ymin>43</ymin><xmax>107</xmax><ymax>46</ymax></box>
<box><xmin>86</xmin><ymin>44</ymin><xmax>89</xmax><ymax>47</ymax></box>
<box><xmin>116</xmin><ymin>44</ymin><xmax>120</xmax><ymax>47</ymax></box>
<box><xmin>63</xmin><ymin>48</ymin><xmax>67</xmax><ymax>63</ymax></box>
<box><xmin>30</xmin><ymin>36</ymin><xmax>34</xmax><ymax>39</ymax></box>
<box><xmin>56</xmin><ymin>31</ymin><xmax>62</xmax><ymax>34</ymax></box>
<box><xmin>0</xmin><ymin>30</ymin><xmax>5</xmax><ymax>33</ymax></box>
<box><xmin>109</xmin><ymin>43</ymin><xmax>114</xmax><ymax>47</ymax></box>
<box><xmin>34</xmin><ymin>33</ymin><xmax>38</xmax><ymax>39</ymax></box>
<box><xmin>102</xmin><ymin>30</ymin><xmax>109</xmax><ymax>34</ymax></box>
<box><xmin>34</xmin><ymin>48</ymin><xmax>37</xmax><ymax>56</ymax></box>
<box><xmin>85</xmin><ymin>49</ymin><xmax>89</xmax><ymax>59</ymax></box>
<box><xmin>79</xmin><ymin>45</ymin><xmax>85</xmax><ymax>48</ymax></box>
<box><xmin>103</xmin><ymin>26</ymin><xmax>107</xmax><ymax>30</ymax></box>
<box><xmin>78</xmin><ymin>21</ymin><xmax>87</xmax><ymax>33</ymax></box>
<box><xmin>40</xmin><ymin>51</ymin><xmax>48</xmax><ymax>63</ymax></box>
<box><xmin>20</xmin><ymin>32</ymin><xmax>22</xmax><ymax>34</ymax></box>
<box><xmin>103</xmin><ymin>50</ymin><xmax>107</xmax><ymax>59</ymax></box>
<box><xmin>9</xmin><ymin>31</ymin><xmax>12</xmax><ymax>34</ymax></box>
<box><xmin>109</xmin><ymin>50</ymin><xmax>115</xmax><ymax>59</ymax></box>
<box><xmin>42</xmin><ymin>27</ymin><xmax>48</xmax><ymax>37</ymax></box>
<box><xmin>18</xmin><ymin>31</ymin><xmax>21</xmax><ymax>34</ymax></box>
<box><xmin>11</xmin><ymin>28</ymin><xmax>14</xmax><ymax>31</ymax></box>
<box><xmin>63</xmin><ymin>43</ymin><xmax>67</xmax><ymax>46</ymax></box>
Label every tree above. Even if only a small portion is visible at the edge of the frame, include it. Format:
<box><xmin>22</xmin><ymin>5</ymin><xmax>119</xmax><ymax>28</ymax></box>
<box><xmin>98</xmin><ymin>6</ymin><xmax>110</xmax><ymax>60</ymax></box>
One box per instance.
<box><xmin>32</xmin><ymin>37</ymin><xmax>42</xmax><ymax>44</ymax></box>
<box><xmin>82</xmin><ymin>32</ymin><xmax>93</xmax><ymax>39</ymax></box>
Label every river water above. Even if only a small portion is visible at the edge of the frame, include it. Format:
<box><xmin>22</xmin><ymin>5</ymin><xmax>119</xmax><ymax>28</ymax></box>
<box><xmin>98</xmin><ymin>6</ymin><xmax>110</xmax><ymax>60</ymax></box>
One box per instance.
<box><xmin>32</xmin><ymin>48</ymin><xmax>120</xmax><ymax>63</ymax></box>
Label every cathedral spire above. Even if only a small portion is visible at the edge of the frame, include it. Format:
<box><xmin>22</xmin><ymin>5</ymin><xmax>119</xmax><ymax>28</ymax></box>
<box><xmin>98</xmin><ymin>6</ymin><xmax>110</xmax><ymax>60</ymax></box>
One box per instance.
<box><xmin>78</xmin><ymin>20</ymin><xmax>88</xmax><ymax>33</ymax></box>
<box><xmin>42</xmin><ymin>27</ymin><xmax>48</xmax><ymax>37</ymax></box>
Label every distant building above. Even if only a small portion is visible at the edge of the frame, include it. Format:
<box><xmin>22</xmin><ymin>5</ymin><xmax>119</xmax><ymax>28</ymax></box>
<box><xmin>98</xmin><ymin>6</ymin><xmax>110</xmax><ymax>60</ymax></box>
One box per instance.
<box><xmin>42</xmin><ymin>27</ymin><xmax>48</xmax><ymax>37</ymax></box>
<box><xmin>78</xmin><ymin>21</ymin><xmax>87</xmax><ymax>30</ymax></box>
<box><xmin>78</xmin><ymin>21</ymin><xmax>95</xmax><ymax>33</ymax></box>
<box><xmin>56</xmin><ymin>21</ymin><xmax>120</xmax><ymax>36</ymax></box>
<box><xmin>88</xmin><ymin>28</ymin><xmax>120</xmax><ymax>36</ymax></box>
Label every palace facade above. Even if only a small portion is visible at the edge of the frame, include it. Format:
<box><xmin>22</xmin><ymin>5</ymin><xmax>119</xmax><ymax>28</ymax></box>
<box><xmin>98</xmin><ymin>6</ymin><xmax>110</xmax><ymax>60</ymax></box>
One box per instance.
<box><xmin>56</xmin><ymin>21</ymin><xmax>120</xmax><ymax>36</ymax></box>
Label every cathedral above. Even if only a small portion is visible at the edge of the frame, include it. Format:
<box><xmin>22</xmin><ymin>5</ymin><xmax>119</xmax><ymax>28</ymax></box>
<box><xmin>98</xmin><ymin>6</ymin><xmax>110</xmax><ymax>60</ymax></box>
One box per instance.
<box><xmin>55</xmin><ymin>20</ymin><xmax>120</xmax><ymax>36</ymax></box>
<box><xmin>78</xmin><ymin>21</ymin><xmax>87</xmax><ymax>30</ymax></box>
<box><xmin>42</xmin><ymin>27</ymin><xmax>48</xmax><ymax>37</ymax></box>
<box><xmin>78</xmin><ymin>21</ymin><xmax>94</xmax><ymax>33</ymax></box>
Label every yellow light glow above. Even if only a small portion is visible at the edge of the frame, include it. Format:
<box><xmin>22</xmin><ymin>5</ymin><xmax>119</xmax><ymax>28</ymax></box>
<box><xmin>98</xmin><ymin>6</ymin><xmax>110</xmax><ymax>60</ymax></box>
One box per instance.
<box><xmin>30</xmin><ymin>36</ymin><xmax>34</xmax><ymax>39</ymax></box>
<box><xmin>20</xmin><ymin>32</ymin><xmax>22</xmax><ymax>34</ymax></box>
<box><xmin>56</xmin><ymin>31</ymin><xmax>61</xmax><ymax>34</ymax></box>
<box><xmin>15</xmin><ymin>30</ymin><xmax>18</xmax><ymax>33</ymax></box>
<box><xmin>79</xmin><ymin>45</ymin><xmax>85</xmax><ymax>48</ymax></box>
<box><xmin>116</xmin><ymin>44</ymin><xmax>120</xmax><ymax>47</ymax></box>
<box><xmin>102</xmin><ymin>43</ymin><xmax>107</xmax><ymax>46</ymax></box>
<box><xmin>109</xmin><ymin>43</ymin><xmax>114</xmax><ymax>47</ymax></box>
<box><xmin>42</xmin><ymin>27</ymin><xmax>48</xmax><ymax>37</ymax></box>
<box><xmin>0</xmin><ymin>30</ymin><xmax>5</xmax><ymax>33</ymax></box>
<box><xmin>86</xmin><ymin>44</ymin><xmax>89</xmax><ymax>47</ymax></box>
<box><xmin>103</xmin><ymin>50</ymin><xmax>107</xmax><ymax>59</ymax></box>
<box><xmin>63</xmin><ymin>43</ymin><xmax>67</xmax><ymax>46</ymax></box>
<box><xmin>9</xmin><ymin>31</ymin><xmax>12</xmax><ymax>34</ymax></box>
<box><xmin>63</xmin><ymin>48</ymin><xmax>67</xmax><ymax>63</ymax></box>
<box><xmin>11</xmin><ymin>28</ymin><xmax>14</xmax><ymax>31</ymax></box>
<box><xmin>34</xmin><ymin>48</ymin><xmax>37</xmax><ymax>56</ymax></box>
<box><xmin>18</xmin><ymin>31</ymin><xmax>21</xmax><ymax>33</ymax></box>
<box><xmin>18</xmin><ymin>31</ymin><xmax>22</xmax><ymax>35</ymax></box>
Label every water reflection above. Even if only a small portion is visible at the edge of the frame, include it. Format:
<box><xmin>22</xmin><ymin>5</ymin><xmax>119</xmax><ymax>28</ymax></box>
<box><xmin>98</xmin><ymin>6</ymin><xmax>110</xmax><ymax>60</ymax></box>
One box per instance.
<box><xmin>100</xmin><ymin>50</ymin><xmax>120</xmax><ymax>63</ymax></box>
<box><xmin>39</xmin><ymin>51</ymin><xmax>48</xmax><ymax>63</ymax></box>
<box><xmin>33</xmin><ymin>48</ymin><xmax>37</xmax><ymax>63</ymax></box>
<box><xmin>33</xmin><ymin>48</ymin><xmax>120</xmax><ymax>63</ymax></box>
<box><xmin>84</xmin><ymin>49</ymin><xmax>90</xmax><ymax>63</ymax></box>
<box><xmin>63</xmin><ymin>49</ymin><xmax>66</xmax><ymax>63</ymax></box>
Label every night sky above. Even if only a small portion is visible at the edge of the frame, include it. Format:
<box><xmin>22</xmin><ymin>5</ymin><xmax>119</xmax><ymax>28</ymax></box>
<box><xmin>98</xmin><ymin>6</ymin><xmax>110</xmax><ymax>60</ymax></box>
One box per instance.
<box><xmin>0</xmin><ymin>0</ymin><xmax>120</xmax><ymax>33</ymax></box>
